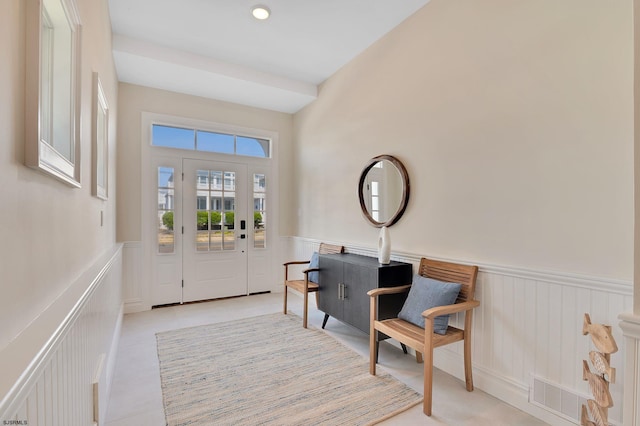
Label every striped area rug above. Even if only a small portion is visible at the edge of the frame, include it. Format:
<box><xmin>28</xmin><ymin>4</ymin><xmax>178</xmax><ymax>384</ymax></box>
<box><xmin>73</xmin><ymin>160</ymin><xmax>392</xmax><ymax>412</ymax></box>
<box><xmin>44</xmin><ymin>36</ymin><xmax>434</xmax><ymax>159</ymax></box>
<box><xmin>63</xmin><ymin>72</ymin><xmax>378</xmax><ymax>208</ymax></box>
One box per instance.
<box><xmin>156</xmin><ymin>312</ymin><xmax>422</xmax><ymax>425</ymax></box>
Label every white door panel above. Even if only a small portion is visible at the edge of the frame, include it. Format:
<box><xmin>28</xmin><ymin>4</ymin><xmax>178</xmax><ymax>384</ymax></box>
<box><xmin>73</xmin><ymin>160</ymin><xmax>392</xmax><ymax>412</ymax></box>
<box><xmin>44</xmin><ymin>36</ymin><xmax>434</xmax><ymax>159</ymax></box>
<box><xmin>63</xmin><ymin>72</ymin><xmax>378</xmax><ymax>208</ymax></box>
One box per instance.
<box><xmin>183</xmin><ymin>159</ymin><xmax>248</xmax><ymax>301</ymax></box>
<box><xmin>151</xmin><ymin>157</ymin><xmax>183</xmax><ymax>306</ymax></box>
<box><xmin>247</xmin><ymin>165</ymin><xmax>272</xmax><ymax>293</ymax></box>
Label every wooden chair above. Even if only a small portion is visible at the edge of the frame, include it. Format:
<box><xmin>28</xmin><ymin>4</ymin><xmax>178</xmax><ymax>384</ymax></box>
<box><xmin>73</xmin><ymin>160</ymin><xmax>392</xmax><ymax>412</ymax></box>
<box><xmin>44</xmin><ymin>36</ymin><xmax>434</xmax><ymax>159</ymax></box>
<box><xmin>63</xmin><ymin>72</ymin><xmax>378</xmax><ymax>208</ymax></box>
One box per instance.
<box><xmin>283</xmin><ymin>243</ymin><xmax>344</xmax><ymax>328</ymax></box>
<box><xmin>368</xmin><ymin>258</ymin><xmax>479</xmax><ymax>416</ymax></box>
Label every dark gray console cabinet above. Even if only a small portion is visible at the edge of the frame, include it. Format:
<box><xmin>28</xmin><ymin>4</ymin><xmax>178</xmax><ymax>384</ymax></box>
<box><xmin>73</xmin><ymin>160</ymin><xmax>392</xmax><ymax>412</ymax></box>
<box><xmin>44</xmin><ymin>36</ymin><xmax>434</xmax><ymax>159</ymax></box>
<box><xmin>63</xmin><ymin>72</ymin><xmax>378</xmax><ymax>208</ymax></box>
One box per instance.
<box><xmin>318</xmin><ymin>253</ymin><xmax>412</xmax><ymax>335</ymax></box>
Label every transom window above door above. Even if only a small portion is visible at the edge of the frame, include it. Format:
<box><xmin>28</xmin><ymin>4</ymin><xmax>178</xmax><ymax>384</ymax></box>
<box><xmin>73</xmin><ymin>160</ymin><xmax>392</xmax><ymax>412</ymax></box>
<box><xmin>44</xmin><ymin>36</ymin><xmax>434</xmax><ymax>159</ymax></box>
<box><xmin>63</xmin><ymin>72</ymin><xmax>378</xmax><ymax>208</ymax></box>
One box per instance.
<box><xmin>151</xmin><ymin>124</ymin><xmax>270</xmax><ymax>158</ymax></box>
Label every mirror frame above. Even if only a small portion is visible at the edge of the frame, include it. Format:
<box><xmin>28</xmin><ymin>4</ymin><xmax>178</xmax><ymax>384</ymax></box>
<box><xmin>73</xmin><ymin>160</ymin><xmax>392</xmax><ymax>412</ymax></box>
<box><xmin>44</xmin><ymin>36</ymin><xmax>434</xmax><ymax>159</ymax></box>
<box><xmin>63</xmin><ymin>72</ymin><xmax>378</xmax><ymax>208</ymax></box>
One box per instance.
<box><xmin>25</xmin><ymin>0</ymin><xmax>82</xmax><ymax>187</ymax></box>
<box><xmin>92</xmin><ymin>73</ymin><xmax>109</xmax><ymax>200</ymax></box>
<box><xmin>358</xmin><ymin>154</ymin><xmax>410</xmax><ymax>228</ymax></box>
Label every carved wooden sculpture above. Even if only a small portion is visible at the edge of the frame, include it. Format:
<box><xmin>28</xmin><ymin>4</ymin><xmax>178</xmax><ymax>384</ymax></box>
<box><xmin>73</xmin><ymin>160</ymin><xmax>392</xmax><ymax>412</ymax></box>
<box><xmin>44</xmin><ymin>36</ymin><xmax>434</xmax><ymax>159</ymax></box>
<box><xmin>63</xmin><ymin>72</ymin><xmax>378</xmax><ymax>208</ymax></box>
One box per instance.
<box><xmin>581</xmin><ymin>313</ymin><xmax>617</xmax><ymax>426</ymax></box>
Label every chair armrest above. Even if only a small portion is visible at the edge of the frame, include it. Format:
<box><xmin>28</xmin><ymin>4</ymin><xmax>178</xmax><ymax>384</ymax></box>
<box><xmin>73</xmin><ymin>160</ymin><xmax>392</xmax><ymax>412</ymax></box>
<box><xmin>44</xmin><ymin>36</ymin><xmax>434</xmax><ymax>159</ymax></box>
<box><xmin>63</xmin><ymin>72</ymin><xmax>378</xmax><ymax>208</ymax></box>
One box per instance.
<box><xmin>283</xmin><ymin>260</ymin><xmax>311</xmax><ymax>267</ymax></box>
<box><xmin>367</xmin><ymin>285</ymin><xmax>411</xmax><ymax>298</ymax></box>
<box><xmin>422</xmin><ymin>300</ymin><xmax>480</xmax><ymax>319</ymax></box>
<box><xmin>302</xmin><ymin>267</ymin><xmax>319</xmax><ymax>274</ymax></box>
<box><xmin>284</xmin><ymin>260</ymin><xmax>312</xmax><ymax>282</ymax></box>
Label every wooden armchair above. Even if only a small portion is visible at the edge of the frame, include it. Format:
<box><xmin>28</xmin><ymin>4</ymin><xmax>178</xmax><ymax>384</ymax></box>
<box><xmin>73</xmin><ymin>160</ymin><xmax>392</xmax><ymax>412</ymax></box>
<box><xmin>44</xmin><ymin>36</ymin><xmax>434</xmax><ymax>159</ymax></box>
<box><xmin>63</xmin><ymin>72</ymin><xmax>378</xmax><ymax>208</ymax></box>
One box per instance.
<box><xmin>368</xmin><ymin>258</ymin><xmax>479</xmax><ymax>416</ymax></box>
<box><xmin>283</xmin><ymin>243</ymin><xmax>344</xmax><ymax>328</ymax></box>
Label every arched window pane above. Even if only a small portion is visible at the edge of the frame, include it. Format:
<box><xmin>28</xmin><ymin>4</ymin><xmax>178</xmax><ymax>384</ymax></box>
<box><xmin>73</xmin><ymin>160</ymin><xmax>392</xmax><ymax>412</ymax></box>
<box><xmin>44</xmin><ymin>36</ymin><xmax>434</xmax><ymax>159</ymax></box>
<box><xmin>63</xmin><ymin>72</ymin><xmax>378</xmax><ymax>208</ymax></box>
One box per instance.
<box><xmin>237</xmin><ymin>136</ymin><xmax>269</xmax><ymax>158</ymax></box>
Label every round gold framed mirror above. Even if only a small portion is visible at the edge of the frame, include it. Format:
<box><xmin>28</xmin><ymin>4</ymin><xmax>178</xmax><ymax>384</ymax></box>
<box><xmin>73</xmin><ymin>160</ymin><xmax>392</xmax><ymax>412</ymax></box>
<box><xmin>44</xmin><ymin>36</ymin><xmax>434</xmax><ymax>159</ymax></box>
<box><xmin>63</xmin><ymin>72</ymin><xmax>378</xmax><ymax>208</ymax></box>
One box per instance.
<box><xmin>358</xmin><ymin>155</ymin><xmax>410</xmax><ymax>227</ymax></box>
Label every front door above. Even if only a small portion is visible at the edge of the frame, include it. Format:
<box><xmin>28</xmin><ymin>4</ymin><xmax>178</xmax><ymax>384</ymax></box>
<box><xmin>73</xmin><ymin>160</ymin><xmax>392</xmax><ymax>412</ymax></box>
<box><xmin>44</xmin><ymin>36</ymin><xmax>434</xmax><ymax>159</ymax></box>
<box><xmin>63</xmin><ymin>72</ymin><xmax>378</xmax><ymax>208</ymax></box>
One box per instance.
<box><xmin>182</xmin><ymin>158</ymin><xmax>248</xmax><ymax>302</ymax></box>
<box><xmin>151</xmin><ymin>155</ymin><xmax>266</xmax><ymax>306</ymax></box>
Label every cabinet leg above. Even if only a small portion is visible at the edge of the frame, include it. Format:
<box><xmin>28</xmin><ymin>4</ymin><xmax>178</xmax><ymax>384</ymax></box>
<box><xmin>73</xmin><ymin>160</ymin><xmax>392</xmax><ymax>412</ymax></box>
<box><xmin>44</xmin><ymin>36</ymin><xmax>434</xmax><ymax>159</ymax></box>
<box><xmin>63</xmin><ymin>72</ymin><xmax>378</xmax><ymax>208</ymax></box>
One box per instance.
<box><xmin>322</xmin><ymin>314</ymin><xmax>330</xmax><ymax>329</ymax></box>
<box><xmin>375</xmin><ymin>341</ymin><xmax>380</xmax><ymax>364</ymax></box>
<box><xmin>401</xmin><ymin>343</ymin><xmax>408</xmax><ymax>354</ymax></box>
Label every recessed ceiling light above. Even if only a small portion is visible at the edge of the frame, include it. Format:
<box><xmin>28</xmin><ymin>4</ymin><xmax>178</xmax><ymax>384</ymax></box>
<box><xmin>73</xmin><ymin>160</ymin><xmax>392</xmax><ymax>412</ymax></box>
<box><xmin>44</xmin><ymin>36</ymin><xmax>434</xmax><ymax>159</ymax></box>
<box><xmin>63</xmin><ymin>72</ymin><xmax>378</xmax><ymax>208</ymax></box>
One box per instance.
<box><xmin>251</xmin><ymin>5</ymin><xmax>270</xmax><ymax>20</ymax></box>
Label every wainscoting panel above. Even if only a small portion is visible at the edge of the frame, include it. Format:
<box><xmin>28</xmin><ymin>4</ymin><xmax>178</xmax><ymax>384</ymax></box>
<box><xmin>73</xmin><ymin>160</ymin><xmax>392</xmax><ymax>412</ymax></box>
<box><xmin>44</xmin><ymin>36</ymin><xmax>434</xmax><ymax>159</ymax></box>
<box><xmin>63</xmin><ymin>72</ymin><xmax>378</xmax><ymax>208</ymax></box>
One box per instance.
<box><xmin>289</xmin><ymin>237</ymin><xmax>632</xmax><ymax>425</ymax></box>
<box><xmin>122</xmin><ymin>241</ymin><xmax>145</xmax><ymax>313</ymax></box>
<box><xmin>0</xmin><ymin>245</ymin><xmax>123</xmax><ymax>426</ymax></box>
<box><xmin>465</xmin><ymin>269</ymin><xmax>630</xmax><ymax>425</ymax></box>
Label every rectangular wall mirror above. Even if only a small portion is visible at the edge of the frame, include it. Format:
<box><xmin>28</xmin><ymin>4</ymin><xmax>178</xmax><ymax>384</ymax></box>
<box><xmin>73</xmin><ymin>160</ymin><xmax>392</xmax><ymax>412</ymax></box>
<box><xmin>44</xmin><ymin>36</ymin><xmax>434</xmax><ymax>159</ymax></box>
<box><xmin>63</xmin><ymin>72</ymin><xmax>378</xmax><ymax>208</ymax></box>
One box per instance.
<box><xmin>25</xmin><ymin>0</ymin><xmax>82</xmax><ymax>187</ymax></box>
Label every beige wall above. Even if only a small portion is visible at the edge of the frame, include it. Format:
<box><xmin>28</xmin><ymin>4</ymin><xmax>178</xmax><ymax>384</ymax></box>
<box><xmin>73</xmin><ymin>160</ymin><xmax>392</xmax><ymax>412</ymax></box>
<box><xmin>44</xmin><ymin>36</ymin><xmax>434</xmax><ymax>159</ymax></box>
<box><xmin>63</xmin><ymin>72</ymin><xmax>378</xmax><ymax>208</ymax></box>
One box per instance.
<box><xmin>294</xmin><ymin>0</ymin><xmax>634</xmax><ymax>280</ymax></box>
<box><xmin>0</xmin><ymin>0</ymin><xmax>118</xmax><ymax>394</ymax></box>
<box><xmin>116</xmin><ymin>84</ymin><xmax>295</xmax><ymax>242</ymax></box>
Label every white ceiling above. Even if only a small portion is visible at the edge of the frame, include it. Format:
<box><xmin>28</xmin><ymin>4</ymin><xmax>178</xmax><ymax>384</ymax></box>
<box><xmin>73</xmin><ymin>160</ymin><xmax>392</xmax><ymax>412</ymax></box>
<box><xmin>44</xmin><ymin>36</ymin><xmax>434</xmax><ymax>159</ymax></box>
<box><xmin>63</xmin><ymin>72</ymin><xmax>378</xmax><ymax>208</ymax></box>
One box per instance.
<box><xmin>108</xmin><ymin>0</ymin><xmax>431</xmax><ymax>113</ymax></box>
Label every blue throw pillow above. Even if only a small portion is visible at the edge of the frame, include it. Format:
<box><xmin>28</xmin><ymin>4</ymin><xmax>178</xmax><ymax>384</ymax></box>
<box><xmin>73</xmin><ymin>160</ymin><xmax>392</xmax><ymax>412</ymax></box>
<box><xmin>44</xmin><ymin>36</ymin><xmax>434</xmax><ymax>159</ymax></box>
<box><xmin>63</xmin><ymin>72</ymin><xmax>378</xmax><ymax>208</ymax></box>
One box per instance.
<box><xmin>397</xmin><ymin>275</ymin><xmax>462</xmax><ymax>335</ymax></box>
<box><xmin>307</xmin><ymin>252</ymin><xmax>319</xmax><ymax>283</ymax></box>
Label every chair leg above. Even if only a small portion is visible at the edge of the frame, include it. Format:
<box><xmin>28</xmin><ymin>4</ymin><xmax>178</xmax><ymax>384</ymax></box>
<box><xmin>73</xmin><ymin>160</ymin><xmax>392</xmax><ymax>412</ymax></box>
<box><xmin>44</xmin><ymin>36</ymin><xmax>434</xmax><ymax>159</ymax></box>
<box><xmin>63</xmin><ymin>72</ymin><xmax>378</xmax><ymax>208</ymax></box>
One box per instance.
<box><xmin>463</xmin><ymin>333</ymin><xmax>474</xmax><ymax>391</ymax></box>
<box><xmin>302</xmin><ymin>290</ymin><xmax>309</xmax><ymax>328</ymax></box>
<box><xmin>369</xmin><ymin>330</ymin><xmax>378</xmax><ymax>375</ymax></box>
<box><xmin>416</xmin><ymin>351</ymin><xmax>423</xmax><ymax>364</ymax></box>
<box><xmin>283</xmin><ymin>286</ymin><xmax>288</xmax><ymax>315</ymax></box>
<box><xmin>423</xmin><ymin>320</ymin><xmax>435</xmax><ymax>416</ymax></box>
<box><xmin>283</xmin><ymin>264</ymin><xmax>289</xmax><ymax>315</ymax></box>
<box><xmin>423</xmin><ymin>344</ymin><xmax>434</xmax><ymax>416</ymax></box>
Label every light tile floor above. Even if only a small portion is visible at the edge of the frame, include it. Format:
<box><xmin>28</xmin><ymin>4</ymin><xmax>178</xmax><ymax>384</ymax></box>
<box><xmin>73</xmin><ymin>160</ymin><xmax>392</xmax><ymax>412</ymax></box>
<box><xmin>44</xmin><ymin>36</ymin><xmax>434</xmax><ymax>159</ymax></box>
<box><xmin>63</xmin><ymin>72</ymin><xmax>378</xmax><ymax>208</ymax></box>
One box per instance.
<box><xmin>105</xmin><ymin>292</ymin><xmax>548</xmax><ymax>425</ymax></box>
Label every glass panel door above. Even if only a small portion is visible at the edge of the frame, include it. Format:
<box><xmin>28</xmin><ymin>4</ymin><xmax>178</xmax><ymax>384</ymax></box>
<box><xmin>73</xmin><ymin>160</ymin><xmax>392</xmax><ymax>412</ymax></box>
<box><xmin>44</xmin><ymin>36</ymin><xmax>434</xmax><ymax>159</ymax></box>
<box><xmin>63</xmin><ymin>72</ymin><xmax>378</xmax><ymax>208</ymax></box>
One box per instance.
<box><xmin>182</xmin><ymin>159</ymin><xmax>248</xmax><ymax>302</ymax></box>
<box><xmin>149</xmin><ymin>156</ymin><xmax>272</xmax><ymax>305</ymax></box>
<box><xmin>151</xmin><ymin>156</ymin><xmax>183</xmax><ymax>306</ymax></box>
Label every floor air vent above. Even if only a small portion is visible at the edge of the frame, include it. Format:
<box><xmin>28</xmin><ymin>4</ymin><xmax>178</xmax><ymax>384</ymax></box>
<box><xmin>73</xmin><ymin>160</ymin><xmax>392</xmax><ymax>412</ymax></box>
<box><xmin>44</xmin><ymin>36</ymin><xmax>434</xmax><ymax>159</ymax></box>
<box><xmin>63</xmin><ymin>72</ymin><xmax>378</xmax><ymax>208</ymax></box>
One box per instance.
<box><xmin>530</xmin><ymin>375</ymin><xmax>591</xmax><ymax>424</ymax></box>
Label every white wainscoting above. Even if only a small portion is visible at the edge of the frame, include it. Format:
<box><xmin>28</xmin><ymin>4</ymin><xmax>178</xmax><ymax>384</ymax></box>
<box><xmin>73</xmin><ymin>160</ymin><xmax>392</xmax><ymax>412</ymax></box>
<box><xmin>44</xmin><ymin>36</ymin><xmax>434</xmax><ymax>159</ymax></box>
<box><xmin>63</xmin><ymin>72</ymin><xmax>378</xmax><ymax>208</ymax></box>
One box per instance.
<box><xmin>289</xmin><ymin>236</ymin><xmax>632</xmax><ymax>426</ymax></box>
<box><xmin>122</xmin><ymin>241</ymin><xmax>145</xmax><ymax>313</ymax></box>
<box><xmin>0</xmin><ymin>245</ymin><xmax>123</xmax><ymax>426</ymax></box>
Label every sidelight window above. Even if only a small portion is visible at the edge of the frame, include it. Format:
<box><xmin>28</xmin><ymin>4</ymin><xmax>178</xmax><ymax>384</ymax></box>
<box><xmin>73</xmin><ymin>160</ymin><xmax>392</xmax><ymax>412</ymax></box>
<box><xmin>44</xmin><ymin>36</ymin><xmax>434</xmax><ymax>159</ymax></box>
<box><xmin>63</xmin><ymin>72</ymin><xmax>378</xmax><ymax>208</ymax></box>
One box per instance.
<box><xmin>253</xmin><ymin>173</ymin><xmax>266</xmax><ymax>249</ymax></box>
<box><xmin>157</xmin><ymin>167</ymin><xmax>175</xmax><ymax>254</ymax></box>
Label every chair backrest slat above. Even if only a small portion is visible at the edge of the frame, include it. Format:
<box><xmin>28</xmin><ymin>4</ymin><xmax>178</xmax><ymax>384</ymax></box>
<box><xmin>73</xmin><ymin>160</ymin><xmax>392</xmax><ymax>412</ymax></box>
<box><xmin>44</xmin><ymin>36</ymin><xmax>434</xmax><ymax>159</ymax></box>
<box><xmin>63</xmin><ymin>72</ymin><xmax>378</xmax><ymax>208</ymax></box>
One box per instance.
<box><xmin>418</xmin><ymin>258</ymin><xmax>478</xmax><ymax>304</ymax></box>
<box><xmin>318</xmin><ymin>243</ymin><xmax>345</xmax><ymax>255</ymax></box>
